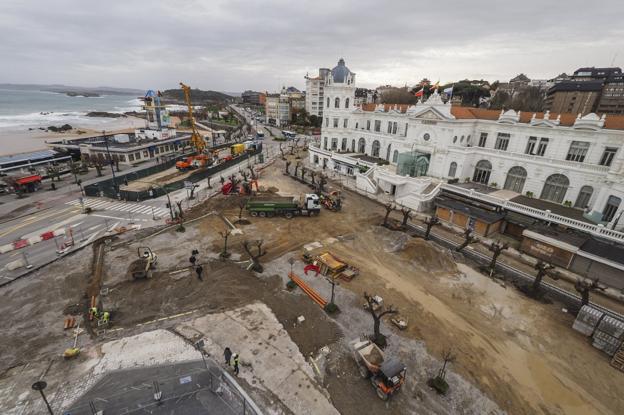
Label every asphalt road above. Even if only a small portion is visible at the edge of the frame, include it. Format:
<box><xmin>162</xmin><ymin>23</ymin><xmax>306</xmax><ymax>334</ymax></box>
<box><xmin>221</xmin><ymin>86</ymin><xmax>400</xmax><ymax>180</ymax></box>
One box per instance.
<box><xmin>64</xmin><ymin>361</ymin><xmax>240</xmax><ymax>415</ymax></box>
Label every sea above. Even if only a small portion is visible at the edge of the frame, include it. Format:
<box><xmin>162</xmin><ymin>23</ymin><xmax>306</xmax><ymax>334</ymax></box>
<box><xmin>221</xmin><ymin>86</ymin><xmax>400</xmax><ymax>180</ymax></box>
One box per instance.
<box><xmin>0</xmin><ymin>87</ymin><xmax>143</xmax><ymax>130</ymax></box>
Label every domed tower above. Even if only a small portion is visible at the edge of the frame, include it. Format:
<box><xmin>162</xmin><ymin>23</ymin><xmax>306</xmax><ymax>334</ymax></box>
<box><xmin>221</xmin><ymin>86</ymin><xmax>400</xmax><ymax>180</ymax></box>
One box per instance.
<box><xmin>322</xmin><ymin>58</ymin><xmax>357</xmax><ymax>137</ymax></box>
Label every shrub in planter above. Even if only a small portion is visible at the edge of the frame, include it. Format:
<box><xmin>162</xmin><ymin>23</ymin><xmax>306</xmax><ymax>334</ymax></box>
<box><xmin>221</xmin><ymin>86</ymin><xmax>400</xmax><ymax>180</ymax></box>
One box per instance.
<box><xmin>286</xmin><ymin>280</ymin><xmax>297</xmax><ymax>290</ymax></box>
<box><xmin>324</xmin><ymin>302</ymin><xmax>339</xmax><ymax>314</ymax></box>
<box><xmin>428</xmin><ymin>376</ymin><xmax>449</xmax><ymax>395</ymax></box>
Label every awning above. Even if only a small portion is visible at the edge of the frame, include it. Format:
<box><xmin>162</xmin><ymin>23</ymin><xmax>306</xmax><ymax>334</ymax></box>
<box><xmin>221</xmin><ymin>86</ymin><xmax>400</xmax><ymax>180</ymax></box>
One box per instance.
<box><xmin>16</xmin><ymin>175</ymin><xmax>42</xmax><ymax>185</ymax></box>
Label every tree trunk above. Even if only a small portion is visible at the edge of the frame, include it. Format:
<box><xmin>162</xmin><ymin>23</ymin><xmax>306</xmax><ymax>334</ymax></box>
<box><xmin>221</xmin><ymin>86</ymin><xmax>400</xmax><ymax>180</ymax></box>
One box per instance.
<box><xmin>532</xmin><ymin>272</ymin><xmax>544</xmax><ymax>293</ymax></box>
<box><xmin>373</xmin><ymin>316</ymin><xmax>381</xmax><ymax>340</ymax></box>
<box><xmin>425</xmin><ymin>223</ymin><xmax>433</xmax><ymax>240</ymax></box>
<box><xmin>581</xmin><ymin>290</ymin><xmax>590</xmax><ymax>306</ymax></box>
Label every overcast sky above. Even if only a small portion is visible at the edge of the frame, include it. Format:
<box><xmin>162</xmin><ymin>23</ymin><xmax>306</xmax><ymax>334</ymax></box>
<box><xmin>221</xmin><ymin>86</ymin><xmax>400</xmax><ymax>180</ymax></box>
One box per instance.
<box><xmin>2</xmin><ymin>0</ymin><xmax>623</xmax><ymax>92</ymax></box>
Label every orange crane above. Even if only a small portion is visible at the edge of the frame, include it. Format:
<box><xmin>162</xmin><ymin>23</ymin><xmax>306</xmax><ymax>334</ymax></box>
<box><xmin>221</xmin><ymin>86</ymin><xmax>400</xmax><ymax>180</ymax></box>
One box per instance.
<box><xmin>176</xmin><ymin>82</ymin><xmax>215</xmax><ymax>170</ymax></box>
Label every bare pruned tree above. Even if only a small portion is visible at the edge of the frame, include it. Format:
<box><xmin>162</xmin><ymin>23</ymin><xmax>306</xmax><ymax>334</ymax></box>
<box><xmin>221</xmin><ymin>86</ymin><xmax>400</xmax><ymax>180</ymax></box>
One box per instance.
<box><xmin>279</xmin><ymin>143</ymin><xmax>285</xmax><ymax>160</ymax></box>
<box><xmin>317</xmin><ymin>174</ymin><xmax>327</xmax><ymax>194</ymax></box>
<box><xmin>219</xmin><ymin>228</ymin><xmax>232</xmax><ymax>258</ymax></box>
<box><xmin>236</xmin><ymin>197</ymin><xmax>249</xmax><ymax>223</ymax></box>
<box><xmin>487</xmin><ymin>240</ymin><xmax>510</xmax><ymax>273</ymax></box>
<box><xmin>309</xmin><ymin>170</ymin><xmax>316</xmax><ymax>185</ymax></box>
<box><xmin>285</xmin><ymin>160</ymin><xmax>291</xmax><ymax>175</ymax></box>
<box><xmin>400</xmin><ymin>207</ymin><xmax>412</xmax><ymax>229</ymax></box>
<box><xmin>455</xmin><ymin>228</ymin><xmax>478</xmax><ymax>252</ymax></box>
<box><xmin>243</xmin><ymin>239</ymin><xmax>267</xmax><ymax>273</ymax></box>
<box><xmin>531</xmin><ymin>261</ymin><xmax>556</xmax><ymax>293</ymax></box>
<box><xmin>300</xmin><ymin>166</ymin><xmax>307</xmax><ymax>182</ymax></box>
<box><xmin>424</xmin><ymin>214</ymin><xmax>440</xmax><ymax>240</ymax></box>
<box><xmin>574</xmin><ymin>278</ymin><xmax>606</xmax><ymax>306</ymax></box>
<box><xmin>382</xmin><ymin>203</ymin><xmax>395</xmax><ymax>227</ymax></box>
<box><xmin>294</xmin><ymin>161</ymin><xmax>301</xmax><ymax>177</ymax></box>
<box><xmin>364</xmin><ymin>292</ymin><xmax>398</xmax><ymax>347</ymax></box>
<box><xmin>248</xmin><ymin>166</ymin><xmax>257</xmax><ymax>180</ymax></box>
<box><xmin>437</xmin><ymin>349</ymin><xmax>456</xmax><ymax>381</ymax></box>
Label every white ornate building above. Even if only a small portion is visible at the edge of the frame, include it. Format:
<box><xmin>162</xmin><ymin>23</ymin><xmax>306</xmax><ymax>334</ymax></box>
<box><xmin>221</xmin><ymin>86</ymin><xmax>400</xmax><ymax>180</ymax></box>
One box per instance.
<box><xmin>310</xmin><ymin>59</ymin><xmax>624</xmax><ymax>238</ymax></box>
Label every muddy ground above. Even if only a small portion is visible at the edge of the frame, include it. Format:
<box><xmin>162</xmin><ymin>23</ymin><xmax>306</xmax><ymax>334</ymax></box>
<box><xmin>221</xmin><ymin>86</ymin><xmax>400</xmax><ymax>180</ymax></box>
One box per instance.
<box><xmin>1</xmin><ymin>157</ymin><xmax>623</xmax><ymax>415</ymax></box>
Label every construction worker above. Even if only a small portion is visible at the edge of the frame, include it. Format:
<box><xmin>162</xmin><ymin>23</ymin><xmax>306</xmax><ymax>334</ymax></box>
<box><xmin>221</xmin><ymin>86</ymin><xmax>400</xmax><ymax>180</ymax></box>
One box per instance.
<box><xmin>196</xmin><ymin>265</ymin><xmax>203</xmax><ymax>281</ymax></box>
<box><xmin>232</xmin><ymin>353</ymin><xmax>240</xmax><ymax>376</ymax></box>
<box><xmin>90</xmin><ymin>306</ymin><xmax>99</xmax><ymax>319</ymax></box>
<box><xmin>224</xmin><ymin>347</ymin><xmax>232</xmax><ymax>366</ymax></box>
<box><xmin>102</xmin><ymin>311</ymin><xmax>110</xmax><ymax>324</ymax></box>
<box><xmin>189</xmin><ymin>255</ymin><xmax>197</xmax><ymax>267</ymax></box>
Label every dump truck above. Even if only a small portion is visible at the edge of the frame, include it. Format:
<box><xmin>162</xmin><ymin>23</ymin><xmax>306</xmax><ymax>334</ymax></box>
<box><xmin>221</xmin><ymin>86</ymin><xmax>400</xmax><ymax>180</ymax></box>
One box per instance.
<box><xmin>246</xmin><ymin>194</ymin><xmax>320</xmax><ymax>218</ymax></box>
<box><xmin>351</xmin><ymin>338</ymin><xmax>406</xmax><ymax>401</ymax></box>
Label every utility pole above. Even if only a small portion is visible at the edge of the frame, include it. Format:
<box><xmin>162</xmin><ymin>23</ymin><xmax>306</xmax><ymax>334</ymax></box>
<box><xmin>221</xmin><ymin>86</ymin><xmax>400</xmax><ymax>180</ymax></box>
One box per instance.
<box><xmin>102</xmin><ymin>130</ymin><xmax>118</xmax><ymax>194</ymax></box>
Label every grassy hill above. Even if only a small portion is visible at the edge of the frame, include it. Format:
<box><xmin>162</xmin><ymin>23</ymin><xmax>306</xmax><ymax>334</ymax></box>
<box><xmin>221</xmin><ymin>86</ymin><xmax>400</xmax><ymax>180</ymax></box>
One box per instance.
<box><xmin>161</xmin><ymin>88</ymin><xmax>234</xmax><ymax>104</ymax></box>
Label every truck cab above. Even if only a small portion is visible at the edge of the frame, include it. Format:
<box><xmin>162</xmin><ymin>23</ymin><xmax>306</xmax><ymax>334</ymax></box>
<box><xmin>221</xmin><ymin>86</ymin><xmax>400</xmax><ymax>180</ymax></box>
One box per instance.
<box><xmin>304</xmin><ymin>194</ymin><xmax>320</xmax><ymax>211</ymax></box>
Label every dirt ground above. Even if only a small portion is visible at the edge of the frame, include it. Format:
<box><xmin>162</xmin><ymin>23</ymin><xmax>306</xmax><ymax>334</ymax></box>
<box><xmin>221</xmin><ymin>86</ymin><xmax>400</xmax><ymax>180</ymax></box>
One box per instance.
<box><xmin>2</xmin><ymin>156</ymin><xmax>623</xmax><ymax>414</ymax></box>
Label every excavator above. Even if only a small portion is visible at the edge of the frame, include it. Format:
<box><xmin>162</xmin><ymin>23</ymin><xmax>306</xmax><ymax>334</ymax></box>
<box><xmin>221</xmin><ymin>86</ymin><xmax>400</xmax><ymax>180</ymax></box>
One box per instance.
<box><xmin>175</xmin><ymin>82</ymin><xmax>218</xmax><ymax>170</ymax></box>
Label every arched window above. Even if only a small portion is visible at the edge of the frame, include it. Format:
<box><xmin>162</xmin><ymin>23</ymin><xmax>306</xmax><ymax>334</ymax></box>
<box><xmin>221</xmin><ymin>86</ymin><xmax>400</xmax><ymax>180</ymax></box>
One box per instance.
<box><xmin>331</xmin><ymin>137</ymin><xmax>338</xmax><ymax>150</ymax></box>
<box><xmin>323</xmin><ymin>137</ymin><xmax>328</xmax><ymax>150</ymax></box>
<box><xmin>345</xmin><ymin>98</ymin><xmax>350</xmax><ymax>108</ymax></box>
<box><xmin>358</xmin><ymin>137</ymin><xmax>366</xmax><ymax>153</ymax></box>
<box><xmin>540</xmin><ymin>174</ymin><xmax>569</xmax><ymax>203</ymax></box>
<box><xmin>371</xmin><ymin>140</ymin><xmax>381</xmax><ymax>157</ymax></box>
<box><xmin>341</xmin><ymin>138</ymin><xmax>347</xmax><ymax>151</ymax></box>
<box><xmin>602</xmin><ymin>196</ymin><xmax>622</xmax><ymax>222</ymax></box>
<box><xmin>335</xmin><ymin>97</ymin><xmax>340</xmax><ymax>108</ymax></box>
<box><xmin>392</xmin><ymin>150</ymin><xmax>399</xmax><ymax>163</ymax></box>
<box><xmin>386</xmin><ymin>144</ymin><xmax>392</xmax><ymax>161</ymax></box>
<box><xmin>574</xmin><ymin>186</ymin><xmax>593</xmax><ymax>208</ymax></box>
<box><xmin>313</xmin><ymin>155</ymin><xmax>319</xmax><ymax>164</ymax></box>
<box><xmin>503</xmin><ymin>166</ymin><xmax>527</xmax><ymax>193</ymax></box>
<box><xmin>448</xmin><ymin>162</ymin><xmax>457</xmax><ymax>178</ymax></box>
<box><xmin>326</xmin><ymin>97</ymin><xmax>330</xmax><ymax>108</ymax></box>
<box><xmin>473</xmin><ymin>160</ymin><xmax>492</xmax><ymax>184</ymax></box>
<box><xmin>351</xmin><ymin>139</ymin><xmax>356</xmax><ymax>152</ymax></box>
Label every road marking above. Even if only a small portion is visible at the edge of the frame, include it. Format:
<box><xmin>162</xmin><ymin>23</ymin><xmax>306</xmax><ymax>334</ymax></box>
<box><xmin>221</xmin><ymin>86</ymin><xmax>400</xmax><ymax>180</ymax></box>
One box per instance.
<box><xmin>0</xmin><ymin>207</ymin><xmax>76</xmax><ymax>238</ymax></box>
<box><xmin>92</xmin><ymin>214</ymin><xmax>149</xmax><ymax>222</ymax></box>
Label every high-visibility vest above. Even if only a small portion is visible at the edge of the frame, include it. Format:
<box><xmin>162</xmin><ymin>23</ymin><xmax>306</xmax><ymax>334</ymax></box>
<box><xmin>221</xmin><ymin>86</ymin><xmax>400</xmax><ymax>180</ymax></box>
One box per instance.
<box><xmin>233</xmin><ymin>356</ymin><xmax>239</xmax><ymax>365</ymax></box>
<box><xmin>102</xmin><ymin>312</ymin><xmax>110</xmax><ymax>321</ymax></box>
<box><xmin>90</xmin><ymin>307</ymin><xmax>98</xmax><ymax>315</ymax></box>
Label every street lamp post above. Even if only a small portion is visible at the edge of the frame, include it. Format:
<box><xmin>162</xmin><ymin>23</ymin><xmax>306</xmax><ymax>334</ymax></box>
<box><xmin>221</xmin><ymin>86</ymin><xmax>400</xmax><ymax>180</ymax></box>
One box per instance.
<box><xmin>31</xmin><ymin>381</ymin><xmax>53</xmax><ymax>415</ymax></box>
<box><xmin>102</xmin><ymin>130</ymin><xmax>118</xmax><ymax>194</ymax></box>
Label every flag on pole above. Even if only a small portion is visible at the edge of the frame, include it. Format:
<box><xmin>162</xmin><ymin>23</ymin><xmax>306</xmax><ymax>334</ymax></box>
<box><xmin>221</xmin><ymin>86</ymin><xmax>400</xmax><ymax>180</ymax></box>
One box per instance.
<box><xmin>430</xmin><ymin>81</ymin><xmax>440</xmax><ymax>91</ymax></box>
<box><xmin>414</xmin><ymin>88</ymin><xmax>424</xmax><ymax>97</ymax></box>
<box><xmin>443</xmin><ymin>86</ymin><xmax>454</xmax><ymax>96</ymax></box>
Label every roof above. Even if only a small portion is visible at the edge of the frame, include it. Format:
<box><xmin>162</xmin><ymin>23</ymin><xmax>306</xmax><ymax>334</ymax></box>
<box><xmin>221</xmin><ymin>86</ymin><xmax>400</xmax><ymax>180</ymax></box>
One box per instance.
<box><xmin>331</xmin><ymin>58</ymin><xmax>353</xmax><ymax>83</ymax></box>
<box><xmin>525</xmin><ymin>224</ymin><xmax>588</xmax><ymax>247</ymax></box>
<box><xmin>16</xmin><ymin>175</ymin><xmax>42</xmax><ymax>185</ymax></box>
<box><xmin>0</xmin><ymin>150</ymin><xmax>60</xmax><ymax>166</ymax></box>
<box><xmin>580</xmin><ymin>238</ymin><xmax>624</xmax><ymax>265</ymax></box>
<box><xmin>435</xmin><ymin>196</ymin><xmax>505</xmax><ymax>223</ymax></box>
<box><xmin>547</xmin><ymin>80</ymin><xmax>604</xmax><ymax>93</ymax></box>
<box><xmin>510</xmin><ymin>195</ymin><xmax>594</xmax><ymax>224</ymax></box>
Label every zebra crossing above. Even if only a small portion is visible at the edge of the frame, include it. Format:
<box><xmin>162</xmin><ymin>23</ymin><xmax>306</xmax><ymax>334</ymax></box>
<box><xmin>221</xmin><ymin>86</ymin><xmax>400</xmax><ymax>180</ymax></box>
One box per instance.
<box><xmin>67</xmin><ymin>198</ymin><xmax>169</xmax><ymax>217</ymax></box>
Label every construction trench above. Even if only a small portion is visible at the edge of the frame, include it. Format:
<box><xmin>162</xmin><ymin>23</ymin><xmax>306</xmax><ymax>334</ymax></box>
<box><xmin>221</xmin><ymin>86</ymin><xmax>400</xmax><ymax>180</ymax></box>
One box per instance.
<box><xmin>1</xmin><ymin>150</ymin><xmax>624</xmax><ymax>415</ymax></box>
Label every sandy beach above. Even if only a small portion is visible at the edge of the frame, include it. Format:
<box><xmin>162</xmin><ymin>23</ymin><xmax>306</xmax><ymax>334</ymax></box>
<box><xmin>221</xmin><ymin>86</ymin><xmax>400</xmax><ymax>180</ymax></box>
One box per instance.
<box><xmin>0</xmin><ymin>115</ymin><xmax>147</xmax><ymax>156</ymax></box>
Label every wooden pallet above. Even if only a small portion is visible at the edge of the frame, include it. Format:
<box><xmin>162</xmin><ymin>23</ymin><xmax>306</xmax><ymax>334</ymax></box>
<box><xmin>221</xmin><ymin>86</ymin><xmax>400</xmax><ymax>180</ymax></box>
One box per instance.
<box><xmin>611</xmin><ymin>345</ymin><xmax>624</xmax><ymax>372</ymax></box>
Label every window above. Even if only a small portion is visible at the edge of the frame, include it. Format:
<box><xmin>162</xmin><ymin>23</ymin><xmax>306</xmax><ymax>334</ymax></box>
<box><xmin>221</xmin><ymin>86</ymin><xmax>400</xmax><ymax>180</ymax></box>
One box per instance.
<box><xmin>404</xmin><ymin>123</ymin><xmax>409</xmax><ymax>137</ymax></box>
<box><xmin>313</xmin><ymin>155</ymin><xmax>319</xmax><ymax>164</ymax></box>
<box><xmin>478</xmin><ymin>133</ymin><xmax>488</xmax><ymax>147</ymax></box>
<box><xmin>341</xmin><ymin>138</ymin><xmax>347</xmax><ymax>151</ymax></box>
<box><xmin>503</xmin><ymin>166</ymin><xmax>527</xmax><ymax>193</ymax></box>
<box><xmin>118</xmin><ymin>155</ymin><xmax>126</xmax><ymax>162</ymax></box>
<box><xmin>386</xmin><ymin>144</ymin><xmax>392</xmax><ymax>161</ymax></box>
<box><xmin>392</xmin><ymin>122</ymin><xmax>398</xmax><ymax>134</ymax></box>
<box><xmin>155</xmin><ymin>147</ymin><xmax>160</xmax><ymax>154</ymax></box>
<box><xmin>387</xmin><ymin>122</ymin><xmax>393</xmax><ymax>134</ymax></box>
<box><xmin>326</xmin><ymin>97</ymin><xmax>330</xmax><ymax>108</ymax></box>
<box><xmin>355</xmin><ymin>122</ymin><xmax>359</xmax><ymax>129</ymax></box>
<box><xmin>392</xmin><ymin>150</ymin><xmax>399</xmax><ymax>163</ymax></box>
<box><xmin>453</xmin><ymin>136</ymin><xmax>458</xmax><ymax>144</ymax></box>
<box><xmin>135</xmin><ymin>152</ymin><xmax>141</xmax><ymax>159</ymax></box>
<box><xmin>374</xmin><ymin>120</ymin><xmax>381</xmax><ymax>132</ymax></box>
<box><xmin>460</xmin><ymin>135</ymin><xmax>464</xmax><ymax>143</ymax></box>
<box><xmin>129</xmin><ymin>154</ymin><xmax>135</xmax><ymax>161</ymax></box>
<box><xmin>566</xmin><ymin>141</ymin><xmax>590</xmax><ymax>162</ymax></box>
<box><xmin>335</xmin><ymin>97</ymin><xmax>340</xmax><ymax>108</ymax></box>
<box><xmin>600</xmin><ymin>147</ymin><xmax>618</xmax><ymax>166</ymax></box>
<box><xmin>494</xmin><ymin>133</ymin><xmax>510</xmax><ymax>151</ymax></box>
<box><xmin>351</xmin><ymin>139</ymin><xmax>356</xmax><ymax>152</ymax></box>
<box><xmin>323</xmin><ymin>137</ymin><xmax>328</xmax><ymax>150</ymax></box>
<box><xmin>371</xmin><ymin>140</ymin><xmax>381</xmax><ymax>157</ymax></box>
<box><xmin>448</xmin><ymin>162</ymin><xmax>457</xmax><ymax>178</ymax></box>
<box><xmin>345</xmin><ymin>98</ymin><xmax>350</xmax><ymax>108</ymax></box>
<box><xmin>536</xmin><ymin>138</ymin><xmax>549</xmax><ymax>156</ymax></box>
<box><xmin>343</xmin><ymin>118</ymin><xmax>348</xmax><ymax>128</ymax></box>
<box><xmin>602</xmin><ymin>196</ymin><xmax>621</xmax><ymax>222</ymax></box>
<box><xmin>575</xmin><ymin>186</ymin><xmax>593</xmax><ymax>208</ymax></box>
<box><xmin>473</xmin><ymin>160</ymin><xmax>492</xmax><ymax>184</ymax></box>
<box><xmin>525</xmin><ymin>137</ymin><xmax>537</xmax><ymax>154</ymax></box>
<box><xmin>331</xmin><ymin>138</ymin><xmax>338</xmax><ymax>150</ymax></box>
<box><xmin>325</xmin><ymin>117</ymin><xmax>329</xmax><ymax>127</ymax></box>
<box><xmin>540</xmin><ymin>174</ymin><xmax>569</xmax><ymax>203</ymax></box>
<box><xmin>366</xmin><ymin>120</ymin><xmax>371</xmax><ymax>131</ymax></box>
<box><xmin>333</xmin><ymin>118</ymin><xmax>339</xmax><ymax>128</ymax></box>
<box><xmin>423</xmin><ymin>133</ymin><xmax>430</xmax><ymax>141</ymax></box>
<box><xmin>358</xmin><ymin>137</ymin><xmax>366</xmax><ymax>153</ymax></box>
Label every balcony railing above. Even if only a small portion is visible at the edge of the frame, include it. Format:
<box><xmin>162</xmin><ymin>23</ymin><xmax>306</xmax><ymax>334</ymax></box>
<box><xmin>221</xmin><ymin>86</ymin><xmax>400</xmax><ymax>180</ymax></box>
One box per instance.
<box><xmin>442</xmin><ymin>183</ymin><xmax>624</xmax><ymax>243</ymax></box>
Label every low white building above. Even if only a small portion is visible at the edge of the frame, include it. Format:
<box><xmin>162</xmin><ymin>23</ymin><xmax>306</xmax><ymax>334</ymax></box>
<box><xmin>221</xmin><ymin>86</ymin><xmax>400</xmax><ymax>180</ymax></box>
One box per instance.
<box><xmin>310</xmin><ymin>59</ymin><xmax>624</xmax><ymax>237</ymax></box>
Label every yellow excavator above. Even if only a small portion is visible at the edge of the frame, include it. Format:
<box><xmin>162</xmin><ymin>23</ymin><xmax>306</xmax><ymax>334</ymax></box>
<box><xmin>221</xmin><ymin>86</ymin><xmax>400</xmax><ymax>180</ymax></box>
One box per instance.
<box><xmin>176</xmin><ymin>82</ymin><xmax>215</xmax><ymax>170</ymax></box>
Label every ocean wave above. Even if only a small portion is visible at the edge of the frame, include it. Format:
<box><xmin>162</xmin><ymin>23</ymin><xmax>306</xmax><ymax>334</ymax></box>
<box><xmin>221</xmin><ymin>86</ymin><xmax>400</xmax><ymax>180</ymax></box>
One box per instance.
<box><xmin>0</xmin><ymin>110</ymin><xmax>144</xmax><ymax>129</ymax></box>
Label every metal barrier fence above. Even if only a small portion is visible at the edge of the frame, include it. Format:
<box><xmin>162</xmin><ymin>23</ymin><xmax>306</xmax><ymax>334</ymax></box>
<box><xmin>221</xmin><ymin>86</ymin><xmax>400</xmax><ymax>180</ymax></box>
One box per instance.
<box><xmin>84</xmin><ymin>149</ymin><xmax>262</xmax><ymax>201</ymax></box>
<box><xmin>207</xmin><ymin>365</ymin><xmax>263</xmax><ymax>415</ymax></box>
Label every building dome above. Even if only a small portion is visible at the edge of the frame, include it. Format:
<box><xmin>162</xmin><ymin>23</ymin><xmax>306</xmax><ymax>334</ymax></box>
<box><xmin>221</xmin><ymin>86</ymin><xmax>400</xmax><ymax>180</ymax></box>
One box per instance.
<box><xmin>331</xmin><ymin>58</ymin><xmax>352</xmax><ymax>83</ymax></box>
